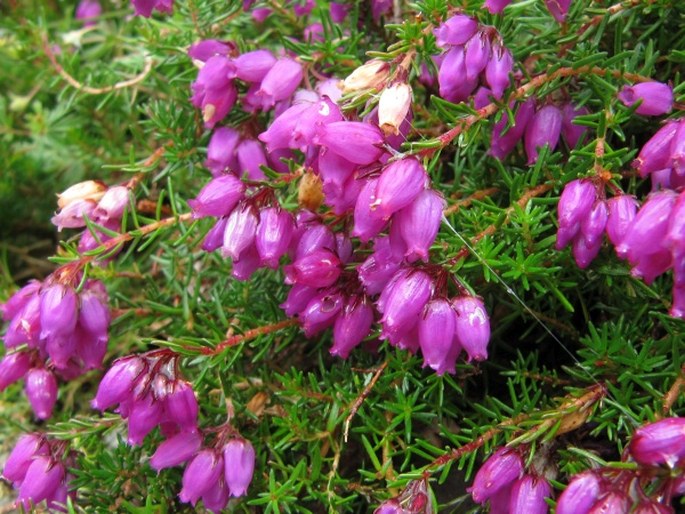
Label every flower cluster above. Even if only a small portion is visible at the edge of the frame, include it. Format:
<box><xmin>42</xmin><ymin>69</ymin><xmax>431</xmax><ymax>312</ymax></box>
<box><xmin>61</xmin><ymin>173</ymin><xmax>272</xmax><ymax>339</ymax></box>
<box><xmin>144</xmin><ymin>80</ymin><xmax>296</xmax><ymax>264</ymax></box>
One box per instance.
<box><xmin>152</xmin><ymin>432</ymin><xmax>256</xmax><ymax>512</ymax></box>
<box><xmin>634</xmin><ymin>118</ymin><xmax>685</xmax><ymax>190</ymax></box>
<box><xmin>51</xmin><ymin>180</ymin><xmax>130</xmax><ymax>254</ymax></box>
<box><xmin>556</xmin><ymin>176</ymin><xmax>685</xmax><ymax>318</ymax></box>
<box><xmin>468</xmin><ymin>447</ymin><xmax>553</xmax><ymax>514</ymax></box>
<box><xmin>2</xmin><ymin>433</ymin><xmax>75</xmax><ymax>512</ymax></box>
<box><xmin>131</xmin><ymin>0</ymin><xmax>172</xmax><ymax>17</ymax></box>
<box><xmin>91</xmin><ymin>350</ymin><xmax>198</xmax><ymax>445</ymax></box>
<box><xmin>490</xmin><ymin>99</ymin><xmax>588</xmax><ymax>163</ymax></box>
<box><xmin>434</xmin><ymin>14</ymin><xmax>513</xmax><ymax>102</ymax></box>
<box><xmin>1</xmin><ymin>274</ymin><xmax>110</xmax><ymax>419</ymax></box>
<box><xmin>189</xmin><ymin>43</ymin><xmax>303</xmax><ymax>128</ymax></box>
<box><xmin>557</xmin><ymin>417</ymin><xmax>685</xmax><ymax>513</ymax></box>
<box><xmin>484</xmin><ymin>0</ymin><xmax>573</xmax><ymax>21</ymax></box>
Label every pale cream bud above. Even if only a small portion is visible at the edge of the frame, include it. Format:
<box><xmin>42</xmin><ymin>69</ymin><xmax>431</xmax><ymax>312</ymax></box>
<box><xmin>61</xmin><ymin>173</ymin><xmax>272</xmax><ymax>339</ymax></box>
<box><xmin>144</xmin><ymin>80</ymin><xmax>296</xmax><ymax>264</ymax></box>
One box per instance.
<box><xmin>57</xmin><ymin>180</ymin><xmax>106</xmax><ymax>209</ymax></box>
<box><xmin>378</xmin><ymin>83</ymin><xmax>412</xmax><ymax>136</ymax></box>
<box><xmin>342</xmin><ymin>60</ymin><xmax>390</xmax><ymax>92</ymax></box>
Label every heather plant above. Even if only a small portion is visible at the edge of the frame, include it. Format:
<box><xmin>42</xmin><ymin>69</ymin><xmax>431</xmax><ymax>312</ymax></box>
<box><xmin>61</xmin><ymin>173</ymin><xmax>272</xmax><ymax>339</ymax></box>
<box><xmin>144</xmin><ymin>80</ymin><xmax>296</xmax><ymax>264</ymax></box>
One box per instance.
<box><xmin>2</xmin><ymin>0</ymin><xmax>685</xmax><ymax>512</ymax></box>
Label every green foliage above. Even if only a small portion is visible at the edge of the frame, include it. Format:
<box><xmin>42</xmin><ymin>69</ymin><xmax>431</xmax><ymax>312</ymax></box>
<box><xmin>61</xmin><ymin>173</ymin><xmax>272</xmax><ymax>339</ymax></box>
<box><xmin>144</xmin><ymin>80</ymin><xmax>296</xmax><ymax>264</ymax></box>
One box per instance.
<box><xmin>2</xmin><ymin>0</ymin><xmax>685</xmax><ymax>512</ymax></box>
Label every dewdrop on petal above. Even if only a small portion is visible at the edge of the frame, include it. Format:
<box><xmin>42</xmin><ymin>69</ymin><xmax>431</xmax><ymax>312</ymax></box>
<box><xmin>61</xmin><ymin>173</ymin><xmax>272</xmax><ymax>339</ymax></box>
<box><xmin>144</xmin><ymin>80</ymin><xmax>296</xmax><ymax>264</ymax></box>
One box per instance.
<box><xmin>378</xmin><ymin>83</ymin><xmax>412</xmax><ymax>136</ymax></box>
<box><xmin>342</xmin><ymin>60</ymin><xmax>389</xmax><ymax>92</ymax></box>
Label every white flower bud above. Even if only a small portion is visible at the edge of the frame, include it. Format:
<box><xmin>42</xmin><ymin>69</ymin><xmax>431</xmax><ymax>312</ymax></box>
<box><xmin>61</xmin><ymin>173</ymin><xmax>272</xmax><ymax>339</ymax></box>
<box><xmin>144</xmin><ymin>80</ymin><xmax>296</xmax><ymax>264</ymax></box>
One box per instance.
<box><xmin>378</xmin><ymin>83</ymin><xmax>412</xmax><ymax>135</ymax></box>
<box><xmin>342</xmin><ymin>60</ymin><xmax>390</xmax><ymax>92</ymax></box>
<box><xmin>57</xmin><ymin>180</ymin><xmax>106</xmax><ymax>209</ymax></box>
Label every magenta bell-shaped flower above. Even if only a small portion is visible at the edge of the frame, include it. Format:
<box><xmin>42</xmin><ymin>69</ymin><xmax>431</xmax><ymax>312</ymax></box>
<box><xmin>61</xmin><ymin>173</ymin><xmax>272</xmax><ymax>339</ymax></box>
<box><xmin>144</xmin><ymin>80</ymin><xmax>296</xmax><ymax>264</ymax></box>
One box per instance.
<box><xmin>633</xmin><ymin>121</ymin><xmax>678</xmax><ymax>177</ymax></box>
<box><xmin>94</xmin><ymin>186</ymin><xmax>129</xmax><ymax>221</ymax></box>
<box><xmin>78</xmin><ymin>287</ymin><xmax>110</xmax><ymax>339</ymax></box>
<box><xmin>205</xmin><ymin>127</ymin><xmax>240</xmax><ymax>176</ymax></box>
<box><xmin>92</xmin><ymin>355</ymin><xmax>145</xmax><ymax>410</ymax></box>
<box><xmin>485</xmin><ymin>43</ymin><xmax>513</xmax><ymax>99</ymax></box>
<box><xmin>438</xmin><ymin>46</ymin><xmax>478</xmax><ymax>104</ymax></box>
<box><xmin>150</xmin><ymin>430</ymin><xmax>202</xmax><ymax>471</ymax></box>
<box><xmin>525</xmin><ymin>105</ymin><xmax>563</xmax><ymax>164</ymax></box>
<box><xmin>318</xmin><ymin>122</ymin><xmax>385</xmax><ymax>165</ymax></box>
<box><xmin>580</xmin><ymin>201</ymin><xmax>608</xmax><ymax>248</ymax></box>
<box><xmin>25</xmin><ymin>368</ymin><xmax>58</xmax><ymax>420</ymax></box>
<box><xmin>561</xmin><ymin>103</ymin><xmax>589</xmax><ymax>149</ymax></box>
<box><xmin>358</xmin><ymin>238</ymin><xmax>404</xmax><ymax>295</ymax></box>
<box><xmin>433</xmin><ymin>14</ymin><xmax>478</xmax><ymax>48</ymax></box>
<box><xmin>374</xmin><ymin>499</ymin><xmax>404</xmax><ymax>514</ymax></box>
<box><xmin>618</xmin><ymin>81</ymin><xmax>673</xmax><ymax>116</ymax></box>
<box><xmin>555</xmin><ymin>471</ymin><xmax>602</xmax><ymax>514</ymax></box>
<box><xmin>233</xmin><ymin>49</ymin><xmax>276</xmax><ymax>83</ymax></box>
<box><xmin>395</xmin><ymin>189</ymin><xmax>445</xmax><ymax>263</ymax></box>
<box><xmin>223</xmin><ymin>438</ymin><xmax>256</xmax><ymax>497</ymax></box>
<box><xmin>256</xmin><ymin>207</ymin><xmax>294</xmax><ymax>268</ymax></box>
<box><xmin>484</xmin><ymin>0</ymin><xmax>513</xmax><ymax>14</ymax></box>
<box><xmin>490</xmin><ymin>98</ymin><xmax>536</xmax><ymax>160</ymax></box>
<box><xmin>187</xmin><ymin>40</ymin><xmax>233</xmax><ymax>63</ymax></box>
<box><xmin>352</xmin><ymin>178</ymin><xmax>388</xmax><ymax>242</ymax></box>
<box><xmin>509</xmin><ymin>474</ymin><xmax>552</xmax><ymax>514</ymax></box>
<box><xmin>0</xmin><ymin>351</ymin><xmax>31</xmax><ymax>391</ymax></box>
<box><xmin>452</xmin><ymin>296</ymin><xmax>490</xmax><ymax>362</ymax></box>
<box><xmin>617</xmin><ymin>190</ymin><xmax>676</xmax><ymax>268</ymax></box>
<box><xmin>606</xmin><ymin>195</ymin><xmax>638</xmax><ymax>248</ymax></box>
<box><xmin>285</xmin><ymin>249</ymin><xmax>342</xmax><ymax>288</ymax></box>
<box><xmin>236</xmin><ymin>139</ymin><xmax>268</xmax><ymax>180</ymax></box>
<box><xmin>331</xmin><ymin>297</ymin><xmax>374</xmax><ymax>358</ymax></box>
<box><xmin>232</xmin><ymin>245</ymin><xmax>261</xmax><ymax>281</ymax></box>
<box><xmin>301</xmin><ymin>290</ymin><xmax>343</xmax><ymax>337</ymax></box>
<box><xmin>544</xmin><ymin>0</ymin><xmax>572</xmax><ymax>22</ymax></box>
<box><xmin>17</xmin><ymin>456</ymin><xmax>66</xmax><ymax>510</ymax></box>
<box><xmin>280</xmin><ymin>284</ymin><xmax>318</xmax><ymax>317</ymax></box>
<box><xmin>2</xmin><ymin>279</ymin><xmax>41</xmax><ymax>320</ymax></box>
<box><xmin>127</xmin><ymin>395</ymin><xmax>165</xmax><ymax>445</ymax></box>
<box><xmin>555</xmin><ymin>179</ymin><xmax>597</xmax><ymax>250</ymax></box>
<box><xmin>222</xmin><ymin>203</ymin><xmax>259</xmax><ymax>261</ymax></box>
<box><xmin>418</xmin><ymin>299</ymin><xmax>458</xmax><ymax>375</ymax></box>
<box><xmin>188</xmin><ymin>173</ymin><xmax>245</xmax><ymax>219</ymax></box>
<box><xmin>590</xmin><ymin>491</ymin><xmax>630</xmax><ymax>512</ymax></box>
<box><xmin>39</xmin><ymin>284</ymin><xmax>78</xmax><ymax>340</ymax></box>
<box><xmin>2</xmin><ymin>434</ymin><xmax>47</xmax><ymax>483</ymax></box>
<box><xmin>256</xmin><ymin>58</ymin><xmax>303</xmax><ymax>108</ymax></box>
<box><xmin>75</xmin><ymin>0</ymin><xmax>102</xmax><ymax>26</ymax></box>
<box><xmin>202</xmin><ymin>477</ymin><xmax>229</xmax><ymax>512</ymax></box>
<box><xmin>190</xmin><ymin>56</ymin><xmax>237</xmax><ymax>128</ymax></box>
<box><xmin>131</xmin><ymin>0</ymin><xmax>173</xmax><ymax>17</ymax></box>
<box><xmin>165</xmin><ymin>380</ymin><xmax>198</xmax><ymax>429</ymax></box>
<box><xmin>379</xmin><ymin>270</ymin><xmax>433</xmax><ymax>336</ymax></box>
<box><xmin>628</xmin><ymin>417</ymin><xmax>685</xmax><ymax>467</ymax></box>
<box><xmin>464</xmin><ymin>30</ymin><xmax>491</xmax><ymax>82</ymax></box>
<box><xmin>374</xmin><ymin>157</ymin><xmax>428</xmax><ymax>219</ymax></box>
<box><xmin>179</xmin><ymin>450</ymin><xmax>224</xmax><ymax>506</ymax></box>
<box><xmin>469</xmin><ymin>447</ymin><xmax>524</xmax><ymax>504</ymax></box>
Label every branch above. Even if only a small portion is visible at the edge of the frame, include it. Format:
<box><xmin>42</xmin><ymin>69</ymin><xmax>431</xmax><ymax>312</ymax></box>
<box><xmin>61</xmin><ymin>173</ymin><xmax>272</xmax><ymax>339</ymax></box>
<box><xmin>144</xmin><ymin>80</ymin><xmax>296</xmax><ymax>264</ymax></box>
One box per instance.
<box><xmin>425</xmin><ymin>65</ymin><xmax>655</xmax><ymax>156</ymax></box>
<box><xmin>343</xmin><ymin>360</ymin><xmax>389</xmax><ymax>443</ymax></box>
<box><xmin>42</xmin><ymin>34</ymin><xmax>154</xmax><ymax>95</ymax></box>
<box><xmin>197</xmin><ymin>318</ymin><xmax>299</xmax><ymax>356</ymax></box>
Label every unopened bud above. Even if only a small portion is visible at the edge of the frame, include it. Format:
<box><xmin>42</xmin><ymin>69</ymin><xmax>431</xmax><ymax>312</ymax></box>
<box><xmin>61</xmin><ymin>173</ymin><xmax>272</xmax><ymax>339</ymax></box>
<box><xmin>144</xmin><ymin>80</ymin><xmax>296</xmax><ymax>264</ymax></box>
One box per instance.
<box><xmin>57</xmin><ymin>180</ymin><xmax>106</xmax><ymax>209</ymax></box>
<box><xmin>378</xmin><ymin>83</ymin><xmax>412</xmax><ymax>136</ymax></box>
<box><xmin>298</xmin><ymin>171</ymin><xmax>324</xmax><ymax>211</ymax></box>
<box><xmin>342</xmin><ymin>60</ymin><xmax>389</xmax><ymax>92</ymax></box>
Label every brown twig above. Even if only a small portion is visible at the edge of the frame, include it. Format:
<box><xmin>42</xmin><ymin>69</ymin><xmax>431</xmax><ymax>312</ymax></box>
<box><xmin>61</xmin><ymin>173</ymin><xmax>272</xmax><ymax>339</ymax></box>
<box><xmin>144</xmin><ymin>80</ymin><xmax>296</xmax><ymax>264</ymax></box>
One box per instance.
<box><xmin>343</xmin><ymin>360</ymin><xmax>389</xmax><ymax>443</ymax></box>
<box><xmin>425</xmin><ymin>65</ymin><xmax>655</xmax><ymax>156</ymax></box>
<box><xmin>197</xmin><ymin>318</ymin><xmax>299</xmax><ymax>356</ymax></box>
<box><xmin>425</xmin><ymin>383</ymin><xmax>607</xmax><ymax>472</ymax></box>
<box><xmin>42</xmin><ymin>34</ymin><xmax>153</xmax><ymax>95</ymax></box>
<box><xmin>661</xmin><ymin>365</ymin><xmax>685</xmax><ymax>417</ymax></box>
<box><xmin>444</xmin><ymin>187</ymin><xmax>500</xmax><ymax>216</ymax></box>
<box><xmin>449</xmin><ymin>183</ymin><xmax>554</xmax><ymax>263</ymax></box>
